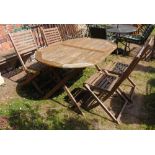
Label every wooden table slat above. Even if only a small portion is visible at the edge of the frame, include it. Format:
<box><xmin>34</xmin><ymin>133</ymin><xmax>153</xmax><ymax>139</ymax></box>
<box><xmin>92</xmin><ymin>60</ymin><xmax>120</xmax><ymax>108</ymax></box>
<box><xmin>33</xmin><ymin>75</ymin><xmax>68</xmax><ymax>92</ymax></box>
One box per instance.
<box><xmin>35</xmin><ymin>38</ymin><xmax>116</xmax><ymax>68</ymax></box>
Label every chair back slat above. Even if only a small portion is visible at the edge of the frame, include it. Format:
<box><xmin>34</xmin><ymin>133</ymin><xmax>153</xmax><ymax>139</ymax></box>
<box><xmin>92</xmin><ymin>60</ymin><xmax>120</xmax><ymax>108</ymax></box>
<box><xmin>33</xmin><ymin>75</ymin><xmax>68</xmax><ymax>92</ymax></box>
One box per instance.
<box><xmin>9</xmin><ymin>30</ymin><xmax>38</xmax><ymax>71</ymax></box>
<box><xmin>142</xmin><ymin>36</ymin><xmax>155</xmax><ymax>60</ymax></box>
<box><xmin>111</xmin><ymin>43</ymin><xmax>149</xmax><ymax>93</ymax></box>
<box><xmin>42</xmin><ymin>27</ymin><xmax>62</xmax><ymax>46</ymax></box>
<box><xmin>141</xmin><ymin>25</ymin><xmax>154</xmax><ymax>43</ymax></box>
<box><xmin>9</xmin><ymin>30</ymin><xmax>38</xmax><ymax>53</ymax></box>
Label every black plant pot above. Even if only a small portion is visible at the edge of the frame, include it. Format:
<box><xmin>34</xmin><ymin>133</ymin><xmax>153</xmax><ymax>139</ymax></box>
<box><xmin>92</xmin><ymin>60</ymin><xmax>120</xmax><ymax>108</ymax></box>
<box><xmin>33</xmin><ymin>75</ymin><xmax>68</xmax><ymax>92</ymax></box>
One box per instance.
<box><xmin>89</xmin><ymin>27</ymin><xmax>107</xmax><ymax>39</ymax></box>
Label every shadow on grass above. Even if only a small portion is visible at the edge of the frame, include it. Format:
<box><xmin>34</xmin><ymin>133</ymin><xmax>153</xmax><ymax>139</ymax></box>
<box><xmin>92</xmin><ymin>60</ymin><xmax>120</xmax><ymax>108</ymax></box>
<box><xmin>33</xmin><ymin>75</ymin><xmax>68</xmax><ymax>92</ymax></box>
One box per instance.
<box><xmin>115</xmin><ymin>77</ymin><xmax>155</xmax><ymax>129</ymax></box>
<box><xmin>16</xmin><ymin>68</ymin><xmax>85</xmax><ymax>100</ymax></box>
<box><xmin>134</xmin><ymin>63</ymin><xmax>155</xmax><ymax>73</ymax></box>
<box><xmin>144</xmin><ymin>78</ymin><xmax>155</xmax><ymax>129</ymax></box>
<box><xmin>63</xmin><ymin>87</ymin><xmax>112</xmax><ymax>121</ymax></box>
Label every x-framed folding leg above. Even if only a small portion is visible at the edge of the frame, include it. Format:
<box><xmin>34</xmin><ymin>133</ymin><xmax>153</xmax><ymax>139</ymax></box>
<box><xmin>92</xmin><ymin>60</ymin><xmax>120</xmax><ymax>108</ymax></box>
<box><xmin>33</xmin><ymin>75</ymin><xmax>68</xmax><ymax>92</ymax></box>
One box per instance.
<box><xmin>84</xmin><ymin>83</ymin><xmax>119</xmax><ymax>123</ymax></box>
<box><xmin>43</xmin><ymin>69</ymin><xmax>81</xmax><ymax>98</ymax></box>
<box><xmin>84</xmin><ymin>83</ymin><xmax>130</xmax><ymax>124</ymax></box>
<box><xmin>44</xmin><ymin>68</ymin><xmax>83</xmax><ymax>115</ymax></box>
<box><xmin>85</xmin><ymin>65</ymin><xmax>135</xmax><ymax>123</ymax></box>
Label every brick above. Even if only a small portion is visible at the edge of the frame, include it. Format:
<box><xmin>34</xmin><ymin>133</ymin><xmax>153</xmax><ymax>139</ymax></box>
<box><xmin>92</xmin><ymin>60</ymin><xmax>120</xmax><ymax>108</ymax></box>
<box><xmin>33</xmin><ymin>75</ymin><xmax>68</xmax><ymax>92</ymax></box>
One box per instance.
<box><xmin>9</xmin><ymin>41</ymin><xmax>13</xmax><ymax>48</ymax></box>
<box><xmin>0</xmin><ymin>35</ymin><xmax>3</xmax><ymax>40</ymax></box>
<box><xmin>0</xmin><ymin>25</ymin><xmax>5</xmax><ymax>30</ymax></box>
<box><xmin>0</xmin><ymin>44</ymin><xmax>4</xmax><ymax>52</ymax></box>
<box><xmin>0</xmin><ymin>38</ymin><xmax>7</xmax><ymax>44</ymax></box>
<box><xmin>0</xmin><ymin>30</ymin><xmax>6</xmax><ymax>35</ymax></box>
<box><xmin>1</xmin><ymin>42</ymin><xmax>11</xmax><ymax>51</ymax></box>
<box><xmin>16</xmin><ymin>24</ymin><xmax>22</xmax><ymax>28</ymax></box>
<box><xmin>0</xmin><ymin>24</ymin><xmax>31</xmax><ymax>54</ymax></box>
<box><xmin>5</xmin><ymin>25</ymin><xmax>14</xmax><ymax>32</ymax></box>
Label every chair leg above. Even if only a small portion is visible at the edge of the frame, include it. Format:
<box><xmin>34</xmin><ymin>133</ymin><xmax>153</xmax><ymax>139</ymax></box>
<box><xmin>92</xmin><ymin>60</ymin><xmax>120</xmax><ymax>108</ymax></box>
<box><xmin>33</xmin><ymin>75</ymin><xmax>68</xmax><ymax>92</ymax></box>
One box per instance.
<box><xmin>127</xmin><ymin>77</ymin><xmax>136</xmax><ymax>88</ymax></box>
<box><xmin>121</xmin><ymin>76</ymin><xmax>136</xmax><ymax>100</ymax></box>
<box><xmin>118</xmin><ymin>87</ymin><xmax>133</xmax><ymax>103</ymax></box>
<box><xmin>85</xmin><ymin>83</ymin><xmax>131</xmax><ymax>124</ymax></box>
<box><xmin>84</xmin><ymin>84</ymin><xmax>119</xmax><ymax>124</ymax></box>
<box><xmin>116</xmin><ymin>90</ymin><xmax>129</xmax><ymax>121</ymax></box>
<box><xmin>124</xmin><ymin>42</ymin><xmax>130</xmax><ymax>55</ymax></box>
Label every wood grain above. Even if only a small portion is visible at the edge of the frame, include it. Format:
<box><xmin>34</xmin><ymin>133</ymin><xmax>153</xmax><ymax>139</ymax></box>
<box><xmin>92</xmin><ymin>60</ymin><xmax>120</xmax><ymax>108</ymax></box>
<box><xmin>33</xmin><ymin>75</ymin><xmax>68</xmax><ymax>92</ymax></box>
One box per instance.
<box><xmin>42</xmin><ymin>27</ymin><xmax>62</xmax><ymax>46</ymax></box>
<box><xmin>36</xmin><ymin>38</ymin><xmax>117</xmax><ymax>68</ymax></box>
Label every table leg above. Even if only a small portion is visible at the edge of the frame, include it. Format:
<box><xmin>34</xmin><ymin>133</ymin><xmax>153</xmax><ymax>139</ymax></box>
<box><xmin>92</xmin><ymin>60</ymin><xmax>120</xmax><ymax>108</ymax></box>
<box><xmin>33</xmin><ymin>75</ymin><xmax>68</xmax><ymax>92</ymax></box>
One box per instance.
<box><xmin>43</xmin><ymin>69</ymin><xmax>80</xmax><ymax>99</ymax></box>
<box><xmin>44</xmin><ymin>68</ymin><xmax>83</xmax><ymax>115</ymax></box>
<box><xmin>63</xmin><ymin>85</ymin><xmax>83</xmax><ymax>115</ymax></box>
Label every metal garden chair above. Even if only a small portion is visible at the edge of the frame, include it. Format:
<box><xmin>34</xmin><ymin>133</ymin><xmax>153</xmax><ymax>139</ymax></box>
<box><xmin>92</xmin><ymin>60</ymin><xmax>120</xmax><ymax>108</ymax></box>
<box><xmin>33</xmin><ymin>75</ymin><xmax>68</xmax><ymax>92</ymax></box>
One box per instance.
<box><xmin>122</xmin><ymin>24</ymin><xmax>154</xmax><ymax>52</ymax></box>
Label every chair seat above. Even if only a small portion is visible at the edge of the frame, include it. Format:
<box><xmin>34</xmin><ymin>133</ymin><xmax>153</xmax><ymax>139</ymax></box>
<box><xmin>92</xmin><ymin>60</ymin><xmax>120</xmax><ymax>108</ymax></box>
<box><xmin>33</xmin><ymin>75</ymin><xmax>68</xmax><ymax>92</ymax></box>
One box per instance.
<box><xmin>122</xmin><ymin>25</ymin><xmax>154</xmax><ymax>45</ymax></box>
<box><xmin>123</xmin><ymin>35</ymin><xmax>144</xmax><ymax>44</ymax></box>
<box><xmin>111</xmin><ymin>62</ymin><xmax>129</xmax><ymax>74</ymax></box>
<box><xmin>85</xmin><ymin>71</ymin><xmax>119</xmax><ymax>92</ymax></box>
<box><xmin>124</xmin><ymin>34</ymin><xmax>144</xmax><ymax>40</ymax></box>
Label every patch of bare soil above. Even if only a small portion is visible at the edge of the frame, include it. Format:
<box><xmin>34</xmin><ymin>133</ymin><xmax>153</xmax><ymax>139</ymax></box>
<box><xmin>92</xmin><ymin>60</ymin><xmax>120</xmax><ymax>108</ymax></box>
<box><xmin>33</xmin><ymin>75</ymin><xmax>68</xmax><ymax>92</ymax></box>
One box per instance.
<box><xmin>0</xmin><ymin>116</ymin><xmax>11</xmax><ymax>129</ymax></box>
<box><xmin>0</xmin><ymin>78</ymin><xmax>19</xmax><ymax>104</ymax></box>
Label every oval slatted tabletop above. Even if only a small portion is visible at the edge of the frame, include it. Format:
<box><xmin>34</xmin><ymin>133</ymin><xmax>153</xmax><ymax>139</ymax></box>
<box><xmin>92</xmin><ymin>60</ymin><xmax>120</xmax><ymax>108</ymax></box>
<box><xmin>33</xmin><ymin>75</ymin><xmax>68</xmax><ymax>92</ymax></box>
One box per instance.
<box><xmin>35</xmin><ymin>38</ymin><xmax>117</xmax><ymax>69</ymax></box>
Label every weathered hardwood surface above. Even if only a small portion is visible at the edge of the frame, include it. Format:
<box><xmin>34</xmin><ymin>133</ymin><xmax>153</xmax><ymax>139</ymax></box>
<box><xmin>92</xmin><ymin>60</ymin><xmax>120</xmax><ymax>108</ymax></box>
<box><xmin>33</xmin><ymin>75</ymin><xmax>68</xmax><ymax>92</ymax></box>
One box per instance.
<box><xmin>42</xmin><ymin>27</ymin><xmax>62</xmax><ymax>46</ymax></box>
<box><xmin>36</xmin><ymin>38</ymin><xmax>116</xmax><ymax>68</ymax></box>
<box><xmin>9</xmin><ymin>30</ymin><xmax>38</xmax><ymax>55</ymax></box>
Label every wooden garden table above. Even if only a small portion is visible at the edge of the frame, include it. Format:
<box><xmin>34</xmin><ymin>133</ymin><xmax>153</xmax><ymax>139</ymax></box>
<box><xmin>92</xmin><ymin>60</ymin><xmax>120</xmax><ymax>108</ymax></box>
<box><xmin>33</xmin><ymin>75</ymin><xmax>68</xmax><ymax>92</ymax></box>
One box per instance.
<box><xmin>35</xmin><ymin>37</ymin><xmax>116</xmax><ymax>114</ymax></box>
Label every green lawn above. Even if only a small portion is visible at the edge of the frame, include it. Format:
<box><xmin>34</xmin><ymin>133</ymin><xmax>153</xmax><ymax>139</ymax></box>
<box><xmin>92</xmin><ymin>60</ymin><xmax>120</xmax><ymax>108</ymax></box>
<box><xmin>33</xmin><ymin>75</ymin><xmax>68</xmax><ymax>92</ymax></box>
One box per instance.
<box><xmin>0</xmin><ymin>53</ymin><xmax>155</xmax><ymax>130</ymax></box>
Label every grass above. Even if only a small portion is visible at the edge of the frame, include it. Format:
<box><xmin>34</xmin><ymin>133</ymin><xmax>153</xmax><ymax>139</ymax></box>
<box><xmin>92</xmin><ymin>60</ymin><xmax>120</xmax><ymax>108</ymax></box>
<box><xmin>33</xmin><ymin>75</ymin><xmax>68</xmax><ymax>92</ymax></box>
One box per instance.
<box><xmin>1</xmin><ymin>53</ymin><xmax>155</xmax><ymax>129</ymax></box>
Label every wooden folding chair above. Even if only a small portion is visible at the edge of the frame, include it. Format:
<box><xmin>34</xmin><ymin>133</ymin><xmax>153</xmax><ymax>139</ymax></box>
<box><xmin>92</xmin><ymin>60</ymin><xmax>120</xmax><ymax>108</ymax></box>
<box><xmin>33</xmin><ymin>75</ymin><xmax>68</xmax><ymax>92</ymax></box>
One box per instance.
<box><xmin>84</xmin><ymin>43</ymin><xmax>150</xmax><ymax>124</ymax></box>
<box><xmin>41</xmin><ymin>27</ymin><xmax>62</xmax><ymax>46</ymax></box>
<box><xmin>101</xmin><ymin>37</ymin><xmax>154</xmax><ymax>88</ymax></box>
<box><xmin>9</xmin><ymin>29</ymin><xmax>46</xmax><ymax>95</ymax></box>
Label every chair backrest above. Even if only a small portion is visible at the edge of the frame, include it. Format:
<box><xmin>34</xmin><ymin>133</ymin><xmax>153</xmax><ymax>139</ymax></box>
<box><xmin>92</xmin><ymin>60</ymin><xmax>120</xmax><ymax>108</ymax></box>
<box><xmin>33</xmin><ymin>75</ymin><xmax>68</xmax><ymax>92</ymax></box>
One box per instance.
<box><xmin>42</xmin><ymin>27</ymin><xmax>62</xmax><ymax>46</ymax></box>
<box><xmin>9</xmin><ymin>30</ymin><xmax>38</xmax><ymax>71</ymax></box>
<box><xmin>111</xmin><ymin>42</ymin><xmax>149</xmax><ymax>93</ymax></box>
<box><xmin>142</xmin><ymin>36</ymin><xmax>155</xmax><ymax>60</ymax></box>
<box><xmin>141</xmin><ymin>25</ymin><xmax>154</xmax><ymax>44</ymax></box>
